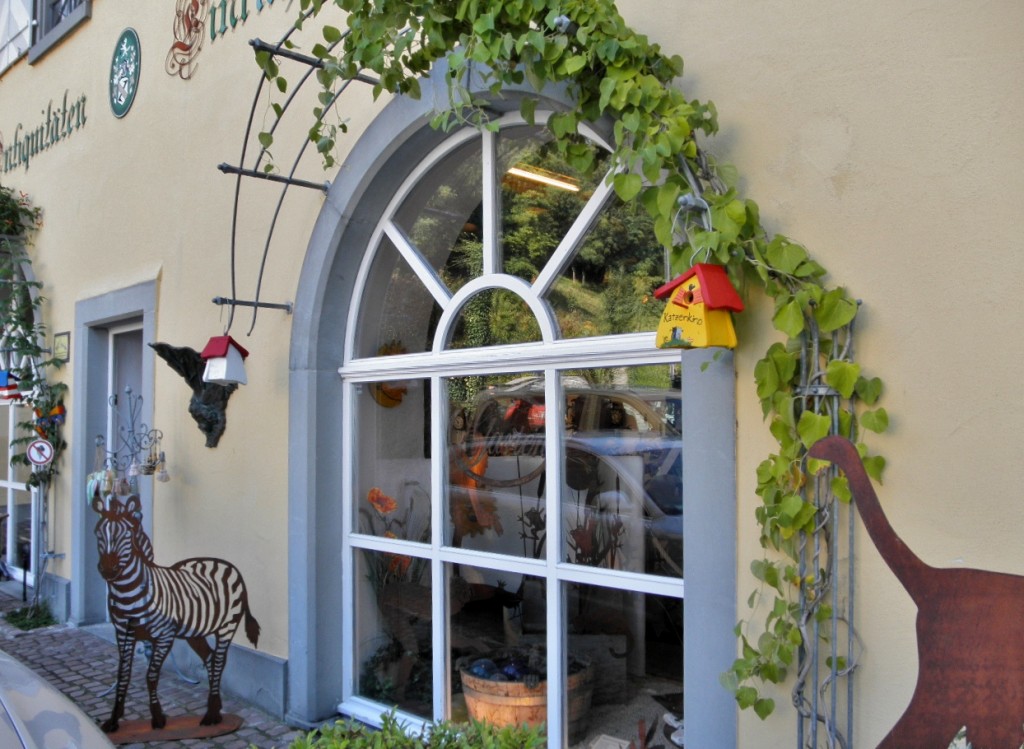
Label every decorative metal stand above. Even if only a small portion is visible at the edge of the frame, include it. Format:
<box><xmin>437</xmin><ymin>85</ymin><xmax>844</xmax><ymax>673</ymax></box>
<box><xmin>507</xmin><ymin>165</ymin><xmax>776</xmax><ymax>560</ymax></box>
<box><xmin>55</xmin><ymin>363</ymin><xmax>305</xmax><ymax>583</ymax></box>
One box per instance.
<box><xmin>95</xmin><ymin>386</ymin><xmax>169</xmax><ymax>487</ymax></box>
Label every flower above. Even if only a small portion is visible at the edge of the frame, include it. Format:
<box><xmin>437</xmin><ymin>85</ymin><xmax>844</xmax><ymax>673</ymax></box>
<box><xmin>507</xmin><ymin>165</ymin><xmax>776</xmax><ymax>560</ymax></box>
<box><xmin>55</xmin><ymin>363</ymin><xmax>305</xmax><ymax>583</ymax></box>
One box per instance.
<box><xmin>368</xmin><ymin>487</ymin><xmax>398</xmax><ymax>515</ymax></box>
<box><xmin>360</xmin><ymin>484</ymin><xmax>429</xmax><ymax>593</ymax></box>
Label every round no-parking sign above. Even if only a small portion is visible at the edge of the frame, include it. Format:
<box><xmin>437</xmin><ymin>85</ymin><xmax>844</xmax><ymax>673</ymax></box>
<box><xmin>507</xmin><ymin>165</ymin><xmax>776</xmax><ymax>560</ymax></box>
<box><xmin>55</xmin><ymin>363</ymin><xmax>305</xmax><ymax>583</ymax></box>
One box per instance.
<box><xmin>27</xmin><ymin>439</ymin><xmax>55</xmax><ymax>466</ymax></box>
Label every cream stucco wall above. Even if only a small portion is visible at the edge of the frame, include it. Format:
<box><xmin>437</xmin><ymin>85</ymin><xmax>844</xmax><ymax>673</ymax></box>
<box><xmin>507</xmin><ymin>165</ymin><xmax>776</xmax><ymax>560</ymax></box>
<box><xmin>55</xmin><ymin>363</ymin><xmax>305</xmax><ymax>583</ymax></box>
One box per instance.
<box><xmin>0</xmin><ymin>0</ymin><xmax>379</xmax><ymax>660</ymax></box>
<box><xmin>620</xmin><ymin>1</ymin><xmax>1024</xmax><ymax>745</ymax></box>
<box><xmin>1</xmin><ymin>0</ymin><xmax>1022</xmax><ymax>744</ymax></box>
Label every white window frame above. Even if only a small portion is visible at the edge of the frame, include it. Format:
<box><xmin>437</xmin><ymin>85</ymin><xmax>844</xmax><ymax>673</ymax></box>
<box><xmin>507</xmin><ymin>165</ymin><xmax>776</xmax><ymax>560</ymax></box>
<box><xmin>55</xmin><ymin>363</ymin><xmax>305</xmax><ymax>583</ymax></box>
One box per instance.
<box><xmin>336</xmin><ymin>112</ymin><xmax>690</xmax><ymax>743</ymax></box>
<box><xmin>0</xmin><ymin>401</ymin><xmax>38</xmax><ymax>587</ymax></box>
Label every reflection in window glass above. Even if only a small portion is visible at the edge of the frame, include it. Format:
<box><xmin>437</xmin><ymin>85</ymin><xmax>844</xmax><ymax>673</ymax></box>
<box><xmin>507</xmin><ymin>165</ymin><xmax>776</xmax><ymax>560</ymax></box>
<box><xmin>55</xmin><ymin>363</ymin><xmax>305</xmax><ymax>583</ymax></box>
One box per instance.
<box><xmin>565</xmin><ymin>582</ymin><xmax>683</xmax><ymax>748</ymax></box>
<box><xmin>356</xmin><ymin>237</ymin><xmax>444</xmax><ymax>357</ymax></box>
<box><xmin>445</xmin><ymin>373</ymin><xmax>544</xmax><ymax>557</ymax></box>
<box><xmin>450</xmin><ymin>563</ymin><xmax>548</xmax><ymax>728</ymax></box>
<box><xmin>561</xmin><ymin>365</ymin><xmax>682</xmax><ymax>578</ymax></box>
<box><xmin>498</xmin><ymin>126</ymin><xmax>597</xmax><ymax>285</ymax></box>
<box><xmin>356</xmin><ymin>550</ymin><xmax>432</xmax><ymax>714</ymax></box>
<box><xmin>447</xmin><ymin>288</ymin><xmax>541</xmax><ymax>349</ymax></box>
<box><xmin>354</xmin><ymin>378</ymin><xmax>432</xmax><ymax>541</ymax></box>
<box><xmin>394</xmin><ymin>136</ymin><xmax>484</xmax><ymax>296</ymax></box>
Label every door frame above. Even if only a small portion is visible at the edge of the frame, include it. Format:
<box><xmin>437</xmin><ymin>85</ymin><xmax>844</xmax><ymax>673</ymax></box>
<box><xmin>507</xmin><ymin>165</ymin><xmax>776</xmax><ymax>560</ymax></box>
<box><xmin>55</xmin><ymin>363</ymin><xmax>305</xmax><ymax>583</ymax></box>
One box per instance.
<box><xmin>70</xmin><ymin>280</ymin><xmax>156</xmax><ymax>625</ymax></box>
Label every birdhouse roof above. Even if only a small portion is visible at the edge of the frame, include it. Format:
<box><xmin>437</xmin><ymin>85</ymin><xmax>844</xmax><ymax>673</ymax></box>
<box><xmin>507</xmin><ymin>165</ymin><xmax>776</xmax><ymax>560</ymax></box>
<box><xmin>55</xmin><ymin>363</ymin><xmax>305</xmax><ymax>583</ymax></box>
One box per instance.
<box><xmin>200</xmin><ymin>335</ymin><xmax>249</xmax><ymax>360</ymax></box>
<box><xmin>654</xmin><ymin>263</ymin><xmax>745</xmax><ymax>312</ymax></box>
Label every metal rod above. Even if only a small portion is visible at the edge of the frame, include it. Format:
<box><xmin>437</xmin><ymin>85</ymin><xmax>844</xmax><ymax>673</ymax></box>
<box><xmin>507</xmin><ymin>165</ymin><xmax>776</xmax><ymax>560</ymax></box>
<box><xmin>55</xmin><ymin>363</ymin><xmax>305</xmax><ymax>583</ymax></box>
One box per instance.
<box><xmin>212</xmin><ymin>296</ymin><xmax>292</xmax><ymax>313</ymax></box>
<box><xmin>217</xmin><ymin>163</ymin><xmax>329</xmax><ymax>193</ymax></box>
<box><xmin>249</xmin><ymin>38</ymin><xmax>380</xmax><ymax>86</ymax></box>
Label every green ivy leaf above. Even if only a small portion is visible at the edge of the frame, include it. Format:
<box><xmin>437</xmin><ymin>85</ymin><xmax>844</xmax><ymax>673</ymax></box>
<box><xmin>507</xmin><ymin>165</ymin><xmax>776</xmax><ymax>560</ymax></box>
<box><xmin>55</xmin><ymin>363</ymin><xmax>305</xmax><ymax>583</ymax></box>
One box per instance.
<box><xmin>613</xmin><ymin>173</ymin><xmax>643</xmax><ymax>202</ymax></box>
<box><xmin>855</xmin><ymin>376</ymin><xmax>883</xmax><ymax>405</ymax></box>
<box><xmin>815</xmin><ymin>288</ymin><xmax>858</xmax><ymax>333</ymax></box>
<box><xmin>824</xmin><ymin>360</ymin><xmax>860</xmax><ymax>399</ymax></box>
<box><xmin>765</xmin><ymin>236</ymin><xmax>808</xmax><ymax>275</ymax></box>
<box><xmin>831</xmin><ymin>475</ymin><xmax>852</xmax><ymax>503</ymax></box>
<box><xmin>754</xmin><ymin>698</ymin><xmax>775</xmax><ymax>720</ymax></box>
<box><xmin>519</xmin><ymin>97</ymin><xmax>537</xmax><ymax>125</ymax></box>
<box><xmin>861</xmin><ymin>407</ymin><xmax>889</xmax><ymax>433</ymax></box>
<box><xmin>772</xmin><ymin>299</ymin><xmax>805</xmax><ymax>338</ymax></box>
<box><xmin>797</xmin><ymin>411</ymin><xmax>832</xmax><ymax>449</ymax></box>
<box><xmin>860</xmin><ymin>453</ymin><xmax>887</xmax><ymax>483</ymax></box>
<box><xmin>736</xmin><ymin>686</ymin><xmax>758</xmax><ymax>709</ymax></box>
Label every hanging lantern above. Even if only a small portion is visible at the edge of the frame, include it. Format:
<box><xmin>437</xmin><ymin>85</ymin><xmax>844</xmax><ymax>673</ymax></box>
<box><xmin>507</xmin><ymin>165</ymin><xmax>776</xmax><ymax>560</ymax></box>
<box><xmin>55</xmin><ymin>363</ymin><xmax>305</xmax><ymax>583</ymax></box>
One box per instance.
<box><xmin>200</xmin><ymin>335</ymin><xmax>249</xmax><ymax>386</ymax></box>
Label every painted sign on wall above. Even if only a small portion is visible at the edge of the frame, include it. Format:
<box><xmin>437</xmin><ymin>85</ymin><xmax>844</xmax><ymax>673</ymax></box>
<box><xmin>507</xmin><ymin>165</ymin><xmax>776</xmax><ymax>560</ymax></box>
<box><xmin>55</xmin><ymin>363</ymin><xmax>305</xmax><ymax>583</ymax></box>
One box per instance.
<box><xmin>165</xmin><ymin>0</ymin><xmax>282</xmax><ymax>80</ymax></box>
<box><xmin>1</xmin><ymin>90</ymin><xmax>88</xmax><ymax>173</ymax></box>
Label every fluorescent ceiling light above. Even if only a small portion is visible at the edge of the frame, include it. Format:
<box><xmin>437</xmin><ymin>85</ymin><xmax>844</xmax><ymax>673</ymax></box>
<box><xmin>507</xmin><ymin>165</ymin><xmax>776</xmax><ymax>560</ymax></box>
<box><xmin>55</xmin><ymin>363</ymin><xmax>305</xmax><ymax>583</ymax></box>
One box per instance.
<box><xmin>506</xmin><ymin>166</ymin><xmax>580</xmax><ymax>192</ymax></box>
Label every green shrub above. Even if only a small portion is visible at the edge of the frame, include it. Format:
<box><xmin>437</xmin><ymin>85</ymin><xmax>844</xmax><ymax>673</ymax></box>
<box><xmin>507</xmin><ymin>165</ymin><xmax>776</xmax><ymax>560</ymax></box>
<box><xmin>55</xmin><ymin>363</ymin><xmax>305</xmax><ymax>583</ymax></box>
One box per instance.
<box><xmin>4</xmin><ymin>603</ymin><xmax>57</xmax><ymax>631</ymax></box>
<box><xmin>288</xmin><ymin>711</ymin><xmax>547</xmax><ymax>749</ymax></box>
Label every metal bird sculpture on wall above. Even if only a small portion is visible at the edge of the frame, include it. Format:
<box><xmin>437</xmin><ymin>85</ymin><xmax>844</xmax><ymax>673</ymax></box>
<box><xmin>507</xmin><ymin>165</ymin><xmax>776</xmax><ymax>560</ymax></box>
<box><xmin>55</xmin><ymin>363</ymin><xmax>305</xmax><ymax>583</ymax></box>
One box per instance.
<box><xmin>808</xmin><ymin>435</ymin><xmax>1024</xmax><ymax>748</ymax></box>
<box><xmin>149</xmin><ymin>342</ymin><xmax>237</xmax><ymax>447</ymax></box>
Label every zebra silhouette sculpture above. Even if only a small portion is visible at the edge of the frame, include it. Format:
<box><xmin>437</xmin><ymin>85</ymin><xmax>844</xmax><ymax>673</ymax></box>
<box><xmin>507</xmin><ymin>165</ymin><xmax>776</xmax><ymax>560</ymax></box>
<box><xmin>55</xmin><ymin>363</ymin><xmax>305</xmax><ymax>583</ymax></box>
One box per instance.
<box><xmin>92</xmin><ymin>493</ymin><xmax>261</xmax><ymax>734</ymax></box>
<box><xmin>809</xmin><ymin>436</ymin><xmax>1024</xmax><ymax>748</ymax></box>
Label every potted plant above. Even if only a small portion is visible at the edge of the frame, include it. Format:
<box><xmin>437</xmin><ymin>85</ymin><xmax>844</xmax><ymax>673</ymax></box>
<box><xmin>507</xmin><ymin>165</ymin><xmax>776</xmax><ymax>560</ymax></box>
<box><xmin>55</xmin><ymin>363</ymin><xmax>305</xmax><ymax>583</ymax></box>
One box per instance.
<box><xmin>458</xmin><ymin>645</ymin><xmax>594</xmax><ymax>745</ymax></box>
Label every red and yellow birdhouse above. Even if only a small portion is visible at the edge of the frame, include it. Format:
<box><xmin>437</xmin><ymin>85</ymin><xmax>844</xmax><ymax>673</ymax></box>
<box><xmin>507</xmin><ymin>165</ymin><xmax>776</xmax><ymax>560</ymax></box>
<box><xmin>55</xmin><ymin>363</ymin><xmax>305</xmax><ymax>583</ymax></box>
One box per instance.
<box><xmin>653</xmin><ymin>263</ymin><xmax>744</xmax><ymax>349</ymax></box>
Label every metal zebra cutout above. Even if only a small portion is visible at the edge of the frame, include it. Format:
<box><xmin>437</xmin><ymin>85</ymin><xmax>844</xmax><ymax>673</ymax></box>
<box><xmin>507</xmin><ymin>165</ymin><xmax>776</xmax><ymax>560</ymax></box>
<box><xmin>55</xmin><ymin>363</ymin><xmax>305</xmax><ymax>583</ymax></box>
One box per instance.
<box><xmin>91</xmin><ymin>493</ymin><xmax>261</xmax><ymax>733</ymax></box>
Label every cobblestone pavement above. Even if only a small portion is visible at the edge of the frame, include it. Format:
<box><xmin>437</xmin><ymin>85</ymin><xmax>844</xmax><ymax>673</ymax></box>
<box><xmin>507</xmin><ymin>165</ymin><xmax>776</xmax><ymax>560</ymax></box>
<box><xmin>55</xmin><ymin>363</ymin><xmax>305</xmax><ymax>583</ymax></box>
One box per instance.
<box><xmin>0</xmin><ymin>591</ymin><xmax>307</xmax><ymax>748</ymax></box>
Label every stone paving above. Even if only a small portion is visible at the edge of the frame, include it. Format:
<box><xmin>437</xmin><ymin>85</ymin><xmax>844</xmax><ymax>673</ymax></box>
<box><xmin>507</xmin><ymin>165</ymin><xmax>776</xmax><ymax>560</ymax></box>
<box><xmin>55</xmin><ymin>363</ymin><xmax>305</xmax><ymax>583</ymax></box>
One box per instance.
<box><xmin>0</xmin><ymin>591</ymin><xmax>307</xmax><ymax>748</ymax></box>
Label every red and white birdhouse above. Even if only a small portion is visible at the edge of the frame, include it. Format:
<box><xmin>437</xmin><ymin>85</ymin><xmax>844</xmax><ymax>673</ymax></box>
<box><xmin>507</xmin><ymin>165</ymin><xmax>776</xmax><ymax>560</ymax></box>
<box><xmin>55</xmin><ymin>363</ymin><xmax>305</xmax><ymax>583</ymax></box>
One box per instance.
<box><xmin>653</xmin><ymin>263</ymin><xmax>744</xmax><ymax>349</ymax></box>
<box><xmin>200</xmin><ymin>335</ymin><xmax>249</xmax><ymax>386</ymax></box>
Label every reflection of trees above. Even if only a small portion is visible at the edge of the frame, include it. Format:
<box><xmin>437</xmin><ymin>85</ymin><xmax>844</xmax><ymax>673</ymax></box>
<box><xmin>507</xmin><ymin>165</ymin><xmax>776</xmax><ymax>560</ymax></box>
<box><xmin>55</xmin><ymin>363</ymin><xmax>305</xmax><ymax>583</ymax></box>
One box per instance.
<box><xmin>413</xmin><ymin>137</ymin><xmax>665</xmax><ymax>356</ymax></box>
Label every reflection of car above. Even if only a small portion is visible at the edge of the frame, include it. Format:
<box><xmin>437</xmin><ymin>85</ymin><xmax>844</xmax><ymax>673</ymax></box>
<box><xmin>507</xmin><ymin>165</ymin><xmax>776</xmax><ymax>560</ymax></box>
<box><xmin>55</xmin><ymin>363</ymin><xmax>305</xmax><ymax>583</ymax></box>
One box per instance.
<box><xmin>476</xmin><ymin>376</ymin><xmax>681</xmax><ymax>438</ymax></box>
<box><xmin>455</xmin><ymin>380</ymin><xmax>683</xmax><ymax>575</ymax></box>
<box><xmin>0</xmin><ymin>648</ymin><xmax>114</xmax><ymax>748</ymax></box>
<box><xmin>468</xmin><ymin>378</ymin><xmax>683</xmax><ymax>515</ymax></box>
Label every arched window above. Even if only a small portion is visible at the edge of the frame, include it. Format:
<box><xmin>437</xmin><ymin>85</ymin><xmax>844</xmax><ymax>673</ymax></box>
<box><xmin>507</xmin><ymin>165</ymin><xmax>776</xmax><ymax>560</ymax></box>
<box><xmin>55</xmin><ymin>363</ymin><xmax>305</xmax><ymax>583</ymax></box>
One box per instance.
<box><xmin>338</xmin><ymin>113</ymin><xmax>692</xmax><ymax>745</ymax></box>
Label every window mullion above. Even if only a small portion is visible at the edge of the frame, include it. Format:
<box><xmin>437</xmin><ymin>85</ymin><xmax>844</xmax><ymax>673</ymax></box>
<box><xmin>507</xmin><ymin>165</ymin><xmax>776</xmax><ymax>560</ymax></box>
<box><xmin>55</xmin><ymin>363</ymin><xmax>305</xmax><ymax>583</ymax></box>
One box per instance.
<box><xmin>341</xmin><ymin>381</ymin><xmax>356</xmax><ymax>705</ymax></box>
<box><xmin>430</xmin><ymin>375</ymin><xmax>447</xmax><ymax>720</ymax></box>
<box><xmin>543</xmin><ymin>368</ymin><xmax>565</xmax><ymax>746</ymax></box>
<box><xmin>481</xmin><ymin>128</ymin><xmax>500</xmax><ymax>276</ymax></box>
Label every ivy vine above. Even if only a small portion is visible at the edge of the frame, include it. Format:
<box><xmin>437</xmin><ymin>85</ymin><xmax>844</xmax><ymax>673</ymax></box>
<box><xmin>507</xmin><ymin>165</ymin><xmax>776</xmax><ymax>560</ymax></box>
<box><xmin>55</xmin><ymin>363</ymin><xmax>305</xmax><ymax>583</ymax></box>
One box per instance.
<box><xmin>257</xmin><ymin>0</ymin><xmax>888</xmax><ymax>719</ymax></box>
<box><xmin>0</xmin><ymin>191</ymin><xmax>67</xmax><ymax>489</ymax></box>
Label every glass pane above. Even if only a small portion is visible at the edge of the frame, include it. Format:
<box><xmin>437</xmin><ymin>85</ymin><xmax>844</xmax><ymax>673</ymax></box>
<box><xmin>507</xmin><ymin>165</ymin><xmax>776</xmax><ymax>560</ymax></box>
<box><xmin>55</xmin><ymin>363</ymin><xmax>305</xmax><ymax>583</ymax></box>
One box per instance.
<box><xmin>447</xmin><ymin>288</ymin><xmax>541</xmax><ymax>349</ymax></box>
<box><xmin>497</xmin><ymin>127</ymin><xmax>604</xmax><ymax>284</ymax></box>
<box><xmin>355</xmin><ymin>236</ymin><xmax>445</xmax><ymax>358</ymax></box>
<box><xmin>566</xmin><ymin>581</ymin><xmax>683</xmax><ymax>748</ymax></box>
<box><xmin>10</xmin><ymin>488</ymin><xmax>30</xmax><ymax>572</ymax></box>
<box><xmin>446</xmin><ymin>373</ymin><xmax>545</xmax><ymax>557</ymax></box>
<box><xmin>355</xmin><ymin>549</ymin><xmax>432</xmax><ymax>715</ymax></box>
<box><xmin>561</xmin><ymin>365</ymin><xmax>682</xmax><ymax>577</ymax></box>
<box><xmin>546</xmin><ymin>194</ymin><xmax>665</xmax><ymax>340</ymax></box>
<box><xmin>451</xmin><ymin>563</ymin><xmax>547</xmax><ymax>728</ymax></box>
<box><xmin>0</xmin><ymin>406</ymin><xmax>10</xmax><ymax>481</ymax></box>
<box><xmin>394</xmin><ymin>136</ymin><xmax>484</xmax><ymax>297</ymax></box>
<box><xmin>354</xmin><ymin>377</ymin><xmax>432</xmax><ymax>542</ymax></box>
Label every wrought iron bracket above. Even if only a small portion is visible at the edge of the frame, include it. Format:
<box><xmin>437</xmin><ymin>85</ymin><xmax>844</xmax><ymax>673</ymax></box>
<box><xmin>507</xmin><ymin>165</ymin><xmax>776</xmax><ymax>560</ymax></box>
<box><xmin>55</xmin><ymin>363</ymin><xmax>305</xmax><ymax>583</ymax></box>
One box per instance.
<box><xmin>212</xmin><ymin>296</ymin><xmax>292</xmax><ymax>314</ymax></box>
<box><xmin>217</xmin><ymin>163</ymin><xmax>330</xmax><ymax>193</ymax></box>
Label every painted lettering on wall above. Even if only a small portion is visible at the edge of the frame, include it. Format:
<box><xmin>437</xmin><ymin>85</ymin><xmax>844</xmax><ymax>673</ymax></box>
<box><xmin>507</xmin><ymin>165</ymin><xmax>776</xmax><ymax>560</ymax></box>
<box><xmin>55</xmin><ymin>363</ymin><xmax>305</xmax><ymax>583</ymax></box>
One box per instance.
<box><xmin>166</xmin><ymin>0</ymin><xmax>280</xmax><ymax>80</ymax></box>
<box><xmin>1</xmin><ymin>91</ymin><xmax>88</xmax><ymax>174</ymax></box>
